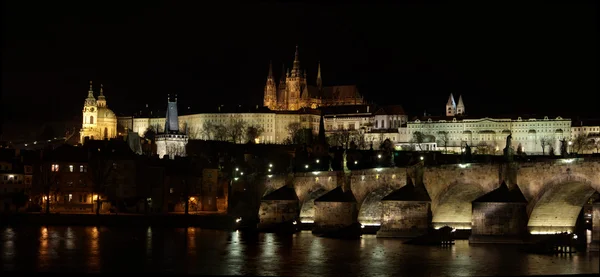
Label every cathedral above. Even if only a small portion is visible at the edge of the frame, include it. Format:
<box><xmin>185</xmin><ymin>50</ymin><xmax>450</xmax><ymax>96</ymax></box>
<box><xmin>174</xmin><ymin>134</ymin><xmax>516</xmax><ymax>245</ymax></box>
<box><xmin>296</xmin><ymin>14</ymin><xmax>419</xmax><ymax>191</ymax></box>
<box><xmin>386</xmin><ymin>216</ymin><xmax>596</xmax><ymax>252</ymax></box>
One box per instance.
<box><xmin>263</xmin><ymin>46</ymin><xmax>364</xmax><ymax>111</ymax></box>
<box><xmin>80</xmin><ymin>81</ymin><xmax>117</xmax><ymax>143</ymax></box>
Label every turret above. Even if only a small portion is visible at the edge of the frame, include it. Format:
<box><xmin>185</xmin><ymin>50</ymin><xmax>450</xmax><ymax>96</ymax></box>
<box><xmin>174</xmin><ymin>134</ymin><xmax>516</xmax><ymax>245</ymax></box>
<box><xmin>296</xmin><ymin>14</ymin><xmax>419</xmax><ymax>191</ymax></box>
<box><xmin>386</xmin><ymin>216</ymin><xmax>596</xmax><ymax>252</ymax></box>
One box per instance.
<box><xmin>456</xmin><ymin>95</ymin><xmax>465</xmax><ymax>115</ymax></box>
<box><xmin>446</xmin><ymin>93</ymin><xmax>456</xmax><ymax>116</ymax></box>
<box><xmin>84</xmin><ymin>80</ymin><xmax>96</xmax><ymax>107</ymax></box>
<box><xmin>277</xmin><ymin>64</ymin><xmax>287</xmax><ymax>110</ymax></box>
<box><xmin>291</xmin><ymin>45</ymin><xmax>301</xmax><ymax>78</ymax></box>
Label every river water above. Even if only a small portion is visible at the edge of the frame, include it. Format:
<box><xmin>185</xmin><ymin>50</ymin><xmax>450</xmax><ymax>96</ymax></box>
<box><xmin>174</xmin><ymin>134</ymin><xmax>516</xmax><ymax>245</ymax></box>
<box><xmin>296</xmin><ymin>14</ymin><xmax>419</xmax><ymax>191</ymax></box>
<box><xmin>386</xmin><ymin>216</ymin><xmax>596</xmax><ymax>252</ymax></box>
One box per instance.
<box><xmin>0</xmin><ymin>226</ymin><xmax>598</xmax><ymax>276</ymax></box>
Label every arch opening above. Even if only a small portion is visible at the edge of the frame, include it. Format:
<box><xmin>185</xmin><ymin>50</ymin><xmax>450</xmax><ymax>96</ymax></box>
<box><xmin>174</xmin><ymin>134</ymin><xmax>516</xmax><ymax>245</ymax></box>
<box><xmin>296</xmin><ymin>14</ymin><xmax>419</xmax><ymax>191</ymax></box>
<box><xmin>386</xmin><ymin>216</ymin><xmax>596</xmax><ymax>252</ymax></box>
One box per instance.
<box><xmin>104</xmin><ymin>127</ymin><xmax>108</xmax><ymax>139</ymax></box>
<box><xmin>432</xmin><ymin>182</ymin><xmax>486</xmax><ymax>230</ymax></box>
<box><xmin>357</xmin><ymin>185</ymin><xmax>395</xmax><ymax>226</ymax></box>
<box><xmin>528</xmin><ymin>179</ymin><xmax>597</xmax><ymax>235</ymax></box>
<box><xmin>299</xmin><ymin>187</ymin><xmax>327</xmax><ymax>223</ymax></box>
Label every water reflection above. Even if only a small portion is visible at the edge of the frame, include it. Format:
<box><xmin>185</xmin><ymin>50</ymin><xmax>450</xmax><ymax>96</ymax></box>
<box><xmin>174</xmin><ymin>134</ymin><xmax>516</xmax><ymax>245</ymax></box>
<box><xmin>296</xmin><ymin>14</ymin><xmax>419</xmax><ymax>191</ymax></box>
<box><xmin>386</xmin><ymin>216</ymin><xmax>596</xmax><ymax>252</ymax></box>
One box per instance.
<box><xmin>1</xmin><ymin>226</ymin><xmax>599</xmax><ymax>276</ymax></box>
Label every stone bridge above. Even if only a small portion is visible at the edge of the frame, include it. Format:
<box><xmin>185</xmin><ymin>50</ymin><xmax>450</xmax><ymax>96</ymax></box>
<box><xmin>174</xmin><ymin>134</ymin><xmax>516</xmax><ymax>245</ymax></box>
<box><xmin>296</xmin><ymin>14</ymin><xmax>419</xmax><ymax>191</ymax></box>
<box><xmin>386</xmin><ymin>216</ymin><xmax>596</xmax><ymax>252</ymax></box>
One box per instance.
<box><xmin>260</xmin><ymin>157</ymin><xmax>600</xmax><ymax>235</ymax></box>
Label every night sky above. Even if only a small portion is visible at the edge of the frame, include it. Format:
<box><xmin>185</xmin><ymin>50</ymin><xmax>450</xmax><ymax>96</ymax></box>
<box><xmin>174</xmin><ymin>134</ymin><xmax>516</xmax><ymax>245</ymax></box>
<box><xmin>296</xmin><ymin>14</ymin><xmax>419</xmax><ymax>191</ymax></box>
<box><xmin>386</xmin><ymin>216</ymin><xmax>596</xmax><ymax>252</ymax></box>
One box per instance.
<box><xmin>1</xmin><ymin>3</ymin><xmax>597</xmax><ymax>139</ymax></box>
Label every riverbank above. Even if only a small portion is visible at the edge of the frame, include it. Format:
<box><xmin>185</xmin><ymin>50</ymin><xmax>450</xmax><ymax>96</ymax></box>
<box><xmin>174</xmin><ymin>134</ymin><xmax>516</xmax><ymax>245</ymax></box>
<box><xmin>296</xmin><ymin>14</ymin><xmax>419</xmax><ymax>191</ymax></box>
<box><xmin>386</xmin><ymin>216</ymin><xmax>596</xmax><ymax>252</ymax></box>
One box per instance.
<box><xmin>0</xmin><ymin>213</ymin><xmax>238</xmax><ymax>229</ymax></box>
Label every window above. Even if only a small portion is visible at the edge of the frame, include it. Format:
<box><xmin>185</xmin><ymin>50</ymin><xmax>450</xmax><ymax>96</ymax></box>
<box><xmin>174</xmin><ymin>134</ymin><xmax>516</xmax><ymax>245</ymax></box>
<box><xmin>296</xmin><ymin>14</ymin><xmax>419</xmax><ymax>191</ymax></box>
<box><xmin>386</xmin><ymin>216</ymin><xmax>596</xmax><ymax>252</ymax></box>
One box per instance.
<box><xmin>80</xmin><ymin>165</ymin><xmax>84</xmax><ymax>172</ymax></box>
<box><xmin>68</xmin><ymin>194</ymin><xmax>73</xmax><ymax>202</ymax></box>
<box><xmin>69</xmin><ymin>165</ymin><xmax>74</xmax><ymax>172</ymax></box>
<box><xmin>52</xmin><ymin>164</ymin><xmax>59</xmax><ymax>172</ymax></box>
<box><xmin>349</xmin><ymin>123</ymin><xmax>355</xmax><ymax>130</ymax></box>
<box><xmin>90</xmin><ymin>116</ymin><xmax>94</xmax><ymax>124</ymax></box>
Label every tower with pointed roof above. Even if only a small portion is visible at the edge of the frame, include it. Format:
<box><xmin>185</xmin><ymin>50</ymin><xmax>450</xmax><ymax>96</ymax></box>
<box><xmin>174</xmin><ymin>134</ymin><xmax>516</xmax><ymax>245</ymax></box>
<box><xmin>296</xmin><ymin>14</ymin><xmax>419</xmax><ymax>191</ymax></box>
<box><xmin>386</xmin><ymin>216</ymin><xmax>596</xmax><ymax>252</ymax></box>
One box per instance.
<box><xmin>456</xmin><ymin>95</ymin><xmax>465</xmax><ymax>115</ymax></box>
<box><xmin>446</xmin><ymin>93</ymin><xmax>457</xmax><ymax>116</ymax></box>
<box><xmin>263</xmin><ymin>61</ymin><xmax>278</xmax><ymax>110</ymax></box>
<box><xmin>155</xmin><ymin>94</ymin><xmax>188</xmax><ymax>159</ymax></box>
<box><xmin>262</xmin><ymin>45</ymin><xmax>364</xmax><ymax>111</ymax></box>
<box><xmin>80</xmin><ymin>81</ymin><xmax>117</xmax><ymax>144</ymax></box>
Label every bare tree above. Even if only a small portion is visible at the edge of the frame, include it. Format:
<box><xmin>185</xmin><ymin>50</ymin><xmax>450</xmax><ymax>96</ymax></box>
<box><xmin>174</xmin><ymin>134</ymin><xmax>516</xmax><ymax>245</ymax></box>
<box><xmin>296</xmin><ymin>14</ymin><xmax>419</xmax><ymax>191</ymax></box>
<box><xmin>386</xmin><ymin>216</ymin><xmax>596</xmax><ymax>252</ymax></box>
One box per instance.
<box><xmin>437</xmin><ymin>131</ymin><xmax>450</xmax><ymax>154</ymax></box>
<box><xmin>201</xmin><ymin>122</ymin><xmax>215</xmax><ymax>140</ymax></box>
<box><xmin>353</xmin><ymin>131</ymin><xmax>368</xmax><ymax>150</ymax></box>
<box><xmin>572</xmin><ymin>134</ymin><xmax>588</xmax><ymax>154</ymax></box>
<box><xmin>539</xmin><ymin>136</ymin><xmax>551</xmax><ymax>155</ymax></box>
<box><xmin>245</xmin><ymin>125</ymin><xmax>265</xmax><ymax>143</ymax></box>
<box><xmin>213</xmin><ymin>125</ymin><xmax>228</xmax><ymax>141</ymax></box>
<box><xmin>286</xmin><ymin>122</ymin><xmax>302</xmax><ymax>143</ymax></box>
<box><xmin>410</xmin><ymin>131</ymin><xmax>425</xmax><ymax>151</ymax></box>
<box><xmin>226</xmin><ymin>117</ymin><xmax>247</xmax><ymax>143</ymax></box>
<box><xmin>329</xmin><ymin>128</ymin><xmax>352</xmax><ymax>149</ymax></box>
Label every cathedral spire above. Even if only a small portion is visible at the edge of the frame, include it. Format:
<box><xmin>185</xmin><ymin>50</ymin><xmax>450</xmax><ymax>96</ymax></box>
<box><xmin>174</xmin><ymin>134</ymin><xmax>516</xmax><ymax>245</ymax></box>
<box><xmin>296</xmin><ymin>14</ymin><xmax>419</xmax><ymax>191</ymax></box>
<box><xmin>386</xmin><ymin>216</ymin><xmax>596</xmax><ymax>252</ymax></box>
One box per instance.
<box><xmin>292</xmin><ymin>45</ymin><xmax>301</xmax><ymax>77</ymax></box>
<box><xmin>267</xmin><ymin>60</ymin><xmax>274</xmax><ymax>79</ymax></box>
<box><xmin>99</xmin><ymin>84</ymin><xmax>104</xmax><ymax>96</ymax></box>
<box><xmin>316</xmin><ymin>61</ymin><xmax>322</xmax><ymax>88</ymax></box>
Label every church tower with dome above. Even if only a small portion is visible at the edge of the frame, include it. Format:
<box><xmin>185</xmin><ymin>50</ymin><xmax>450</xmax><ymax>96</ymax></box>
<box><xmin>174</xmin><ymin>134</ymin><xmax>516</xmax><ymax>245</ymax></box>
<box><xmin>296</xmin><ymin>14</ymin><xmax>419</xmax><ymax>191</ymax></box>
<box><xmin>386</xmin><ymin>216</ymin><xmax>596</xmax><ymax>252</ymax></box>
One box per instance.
<box><xmin>80</xmin><ymin>81</ymin><xmax>117</xmax><ymax>144</ymax></box>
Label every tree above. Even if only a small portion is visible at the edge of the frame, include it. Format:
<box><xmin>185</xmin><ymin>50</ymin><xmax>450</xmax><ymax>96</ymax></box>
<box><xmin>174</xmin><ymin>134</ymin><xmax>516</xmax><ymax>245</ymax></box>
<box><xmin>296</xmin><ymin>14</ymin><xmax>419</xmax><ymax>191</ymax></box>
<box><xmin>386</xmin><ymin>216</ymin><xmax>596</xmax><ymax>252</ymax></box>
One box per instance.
<box><xmin>572</xmin><ymin>134</ymin><xmax>587</xmax><ymax>154</ymax></box>
<box><xmin>200</xmin><ymin>122</ymin><xmax>215</xmax><ymax>140</ymax></box>
<box><xmin>226</xmin><ymin>117</ymin><xmax>247</xmax><ymax>143</ymax></box>
<box><xmin>245</xmin><ymin>125</ymin><xmax>265</xmax><ymax>143</ymax></box>
<box><xmin>410</xmin><ymin>132</ymin><xmax>425</xmax><ymax>151</ymax></box>
<box><xmin>437</xmin><ymin>131</ymin><xmax>450</xmax><ymax>154</ymax></box>
<box><xmin>213</xmin><ymin>125</ymin><xmax>228</xmax><ymax>141</ymax></box>
<box><xmin>143</xmin><ymin>126</ymin><xmax>156</xmax><ymax>142</ymax></box>
<box><xmin>517</xmin><ymin>143</ymin><xmax>524</xmax><ymax>155</ymax></box>
<box><xmin>539</xmin><ymin>136</ymin><xmax>551</xmax><ymax>155</ymax></box>
<box><xmin>329</xmin><ymin>128</ymin><xmax>352</xmax><ymax>149</ymax></box>
<box><xmin>354</xmin><ymin>131</ymin><xmax>368</xmax><ymax>150</ymax></box>
<box><xmin>88</xmin><ymin>151</ymin><xmax>114</xmax><ymax>215</ymax></box>
<box><xmin>286</xmin><ymin>122</ymin><xmax>302</xmax><ymax>143</ymax></box>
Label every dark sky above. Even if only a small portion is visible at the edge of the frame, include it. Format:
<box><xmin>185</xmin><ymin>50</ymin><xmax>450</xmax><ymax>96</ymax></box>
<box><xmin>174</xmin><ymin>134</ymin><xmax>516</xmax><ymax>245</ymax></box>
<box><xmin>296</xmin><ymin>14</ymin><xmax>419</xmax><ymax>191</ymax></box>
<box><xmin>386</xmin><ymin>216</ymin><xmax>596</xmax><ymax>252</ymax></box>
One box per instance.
<box><xmin>1</xmin><ymin>3</ymin><xmax>597</xmax><ymax>133</ymax></box>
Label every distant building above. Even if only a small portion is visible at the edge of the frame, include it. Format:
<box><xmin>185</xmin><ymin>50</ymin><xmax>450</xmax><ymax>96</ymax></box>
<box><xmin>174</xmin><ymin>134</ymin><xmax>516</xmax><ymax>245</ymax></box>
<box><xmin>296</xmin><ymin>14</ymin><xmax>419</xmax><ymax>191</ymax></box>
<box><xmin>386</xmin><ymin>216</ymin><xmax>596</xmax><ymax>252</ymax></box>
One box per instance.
<box><xmin>264</xmin><ymin>46</ymin><xmax>364</xmax><ymax>111</ymax></box>
<box><xmin>397</xmin><ymin>94</ymin><xmax>572</xmax><ymax>154</ymax></box>
<box><xmin>80</xmin><ymin>81</ymin><xmax>118</xmax><ymax>143</ymax></box>
<box><xmin>0</xmin><ymin>152</ymin><xmax>33</xmax><ymax>212</ymax></box>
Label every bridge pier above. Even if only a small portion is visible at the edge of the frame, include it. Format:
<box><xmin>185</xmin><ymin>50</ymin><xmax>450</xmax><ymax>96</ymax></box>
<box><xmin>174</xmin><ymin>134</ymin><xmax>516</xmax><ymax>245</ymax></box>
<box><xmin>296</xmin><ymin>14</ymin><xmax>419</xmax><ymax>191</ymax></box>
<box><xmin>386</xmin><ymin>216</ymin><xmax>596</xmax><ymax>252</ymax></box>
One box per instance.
<box><xmin>257</xmin><ymin>185</ymin><xmax>299</xmax><ymax>232</ymax></box>
<box><xmin>591</xmin><ymin>200</ymin><xmax>600</xmax><ymax>251</ymax></box>
<box><xmin>377</xmin><ymin>179</ymin><xmax>432</xmax><ymax>238</ymax></box>
<box><xmin>312</xmin><ymin>186</ymin><xmax>361</xmax><ymax>238</ymax></box>
<box><xmin>469</xmin><ymin>182</ymin><xmax>529</xmax><ymax>244</ymax></box>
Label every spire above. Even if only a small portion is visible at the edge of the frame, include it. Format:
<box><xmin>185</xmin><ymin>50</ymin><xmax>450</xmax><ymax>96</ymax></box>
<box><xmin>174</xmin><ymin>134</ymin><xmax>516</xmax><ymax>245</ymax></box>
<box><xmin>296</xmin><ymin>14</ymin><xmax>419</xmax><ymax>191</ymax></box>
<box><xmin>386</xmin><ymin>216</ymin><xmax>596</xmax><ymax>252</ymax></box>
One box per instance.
<box><xmin>267</xmin><ymin>60</ymin><xmax>274</xmax><ymax>79</ymax></box>
<box><xmin>457</xmin><ymin>95</ymin><xmax>464</xmax><ymax>106</ymax></box>
<box><xmin>446</xmin><ymin>93</ymin><xmax>456</xmax><ymax>106</ymax></box>
<box><xmin>87</xmin><ymin>81</ymin><xmax>94</xmax><ymax>98</ymax></box>
<box><xmin>292</xmin><ymin>45</ymin><xmax>301</xmax><ymax>77</ymax></box>
<box><xmin>318</xmin><ymin>114</ymin><xmax>326</xmax><ymax>143</ymax></box>
<box><xmin>165</xmin><ymin>94</ymin><xmax>180</xmax><ymax>134</ymax></box>
<box><xmin>456</xmin><ymin>95</ymin><xmax>465</xmax><ymax>115</ymax></box>
<box><xmin>316</xmin><ymin>61</ymin><xmax>322</xmax><ymax>88</ymax></box>
<box><xmin>279</xmin><ymin>64</ymin><xmax>286</xmax><ymax>83</ymax></box>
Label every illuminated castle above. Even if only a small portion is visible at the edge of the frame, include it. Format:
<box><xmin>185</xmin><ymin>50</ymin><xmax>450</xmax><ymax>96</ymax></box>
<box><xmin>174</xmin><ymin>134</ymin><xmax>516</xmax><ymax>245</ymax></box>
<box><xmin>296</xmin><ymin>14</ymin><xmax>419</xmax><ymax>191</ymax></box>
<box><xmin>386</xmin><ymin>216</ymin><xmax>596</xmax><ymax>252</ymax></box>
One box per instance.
<box><xmin>263</xmin><ymin>46</ymin><xmax>364</xmax><ymax>111</ymax></box>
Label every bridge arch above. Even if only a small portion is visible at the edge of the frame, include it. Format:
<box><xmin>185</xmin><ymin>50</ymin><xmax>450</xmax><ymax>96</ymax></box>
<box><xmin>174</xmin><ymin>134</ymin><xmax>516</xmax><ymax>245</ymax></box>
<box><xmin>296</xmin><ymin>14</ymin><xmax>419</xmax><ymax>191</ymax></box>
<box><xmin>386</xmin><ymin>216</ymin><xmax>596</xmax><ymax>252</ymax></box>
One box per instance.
<box><xmin>299</xmin><ymin>185</ymin><xmax>328</xmax><ymax>223</ymax></box>
<box><xmin>432</xmin><ymin>181</ymin><xmax>487</xmax><ymax>230</ymax></box>
<box><xmin>527</xmin><ymin>174</ymin><xmax>599</xmax><ymax>234</ymax></box>
<box><xmin>357</xmin><ymin>185</ymin><xmax>395</xmax><ymax>226</ymax></box>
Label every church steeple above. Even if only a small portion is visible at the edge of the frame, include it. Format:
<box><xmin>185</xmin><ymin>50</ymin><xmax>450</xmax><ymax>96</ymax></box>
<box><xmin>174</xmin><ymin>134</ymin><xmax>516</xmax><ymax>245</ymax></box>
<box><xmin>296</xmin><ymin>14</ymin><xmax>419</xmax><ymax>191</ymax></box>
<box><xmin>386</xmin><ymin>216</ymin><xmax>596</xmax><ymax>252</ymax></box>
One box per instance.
<box><xmin>456</xmin><ymin>95</ymin><xmax>465</xmax><ymax>115</ymax></box>
<box><xmin>263</xmin><ymin>61</ymin><xmax>277</xmax><ymax>110</ymax></box>
<box><xmin>87</xmin><ymin>81</ymin><xmax>95</xmax><ymax>99</ymax></box>
<box><xmin>291</xmin><ymin>45</ymin><xmax>301</xmax><ymax>77</ymax></box>
<box><xmin>97</xmin><ymin>84</ymin><xmax>107</xmax><ymax>107</ymax></box>
<box><xmin>316</xmin><ymin>61</ymin><xmax>322</xmax><ymax>89</ymax></box>
<box><xmin>267</xmin><ymin>60</ymin><xmax>274</xmax><ymax>79</ymax></box>
<box><xmin>165</xmin><ymin>94</ymin><xmax>180</xmax><ymax>134</ymax></box>
<box><xmin>446</xmin><ymin>93</ymin><xmax>456</xmax><ymax>116</ymax></box>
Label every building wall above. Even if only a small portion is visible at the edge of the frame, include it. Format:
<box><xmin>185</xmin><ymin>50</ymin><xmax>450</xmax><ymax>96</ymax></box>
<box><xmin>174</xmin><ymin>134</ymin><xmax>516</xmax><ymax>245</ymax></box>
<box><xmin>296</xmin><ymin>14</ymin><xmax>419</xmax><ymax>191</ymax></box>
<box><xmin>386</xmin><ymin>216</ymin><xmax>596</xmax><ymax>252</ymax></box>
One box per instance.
<box><xmin>400</xmin><ymin>116</ymin><xmax>572</xmax><ymax>154</ymax></box>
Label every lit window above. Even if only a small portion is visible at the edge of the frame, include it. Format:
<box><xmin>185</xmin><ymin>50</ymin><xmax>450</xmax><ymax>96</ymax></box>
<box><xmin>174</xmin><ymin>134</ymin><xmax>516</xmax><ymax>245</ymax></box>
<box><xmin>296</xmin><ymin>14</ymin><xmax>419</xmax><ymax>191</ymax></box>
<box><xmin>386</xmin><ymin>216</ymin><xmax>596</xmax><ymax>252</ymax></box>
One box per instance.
<box><xmin>68</xmin><ymin>194</ymin><xmax>73</xmax><ymax>202</ymax></box>
<box><xmin>51</xmin><ymin>164</ymin><xmax>59</xmax><ymax>172</ymax></box>
<box><xmin>80</xmin><ymin>165</ymin><xmax>84</xmax><ymax>172</ymax></box>
<box><xmin>69</xmin><ymin>165</ymin><xmax>74</xmax><ymax>172</ymax></box>
<box><xmin>170</xmin><ymin>188</ymin><xmax>174</xmax><ymax>194</ymax></box>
